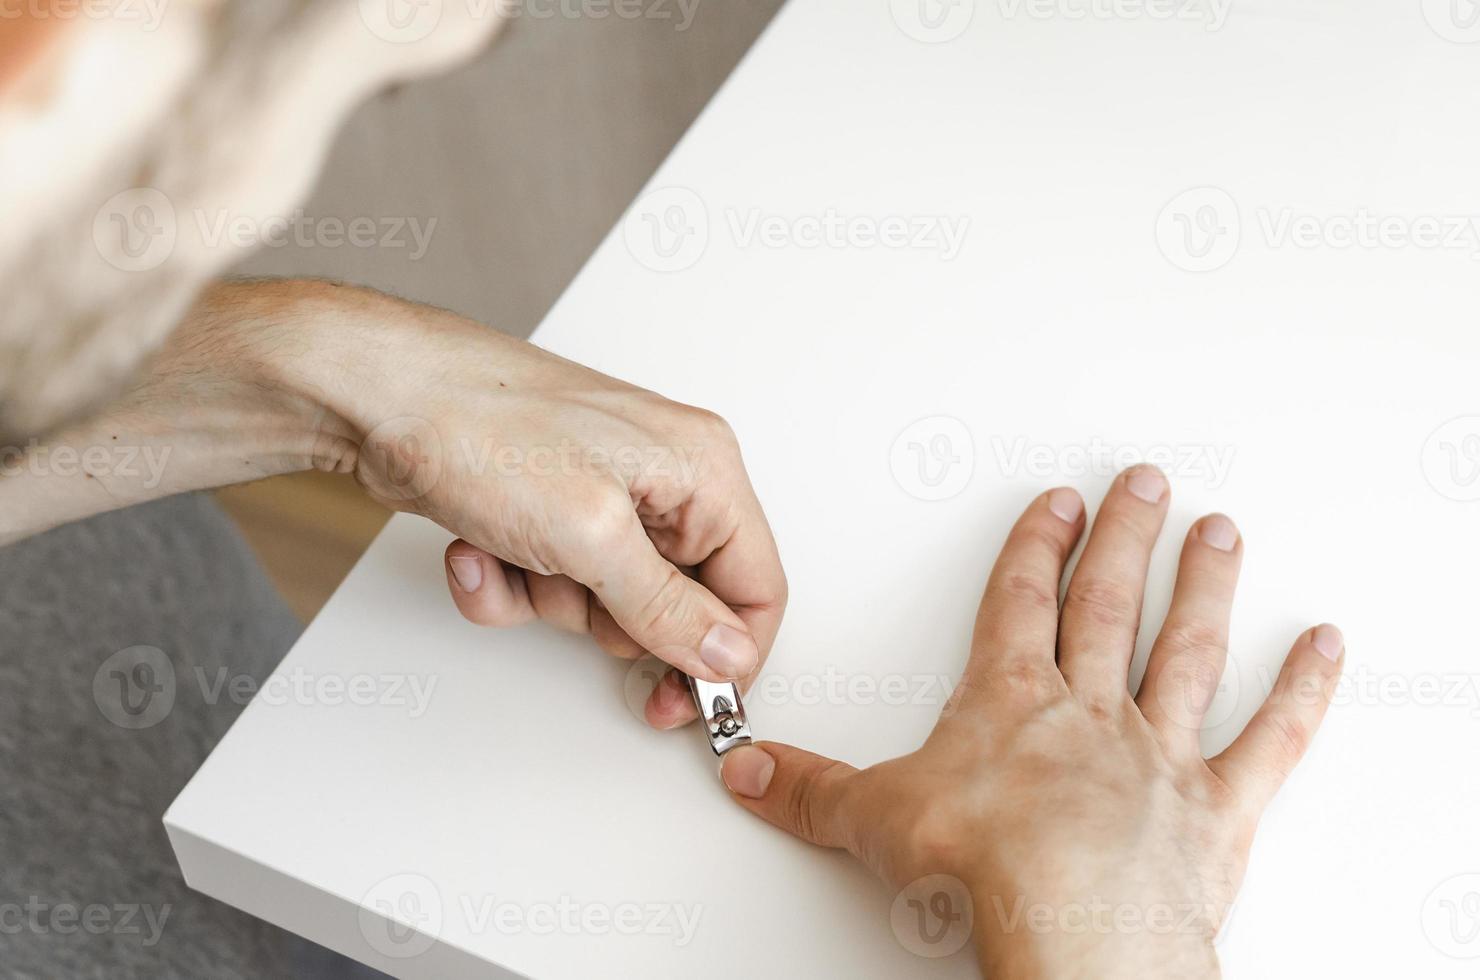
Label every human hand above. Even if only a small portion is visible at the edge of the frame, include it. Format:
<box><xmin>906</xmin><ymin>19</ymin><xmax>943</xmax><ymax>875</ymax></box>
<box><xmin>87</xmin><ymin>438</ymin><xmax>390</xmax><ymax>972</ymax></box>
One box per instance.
<box><xmin>718</xmin><ymin>468</ymin><xmax>1342</xmax><ymax>978</ymax></box>
<box><xmin>275</xmin><ymin>283</ymin><xmax>787</xmax><ymax>730</ymax></box>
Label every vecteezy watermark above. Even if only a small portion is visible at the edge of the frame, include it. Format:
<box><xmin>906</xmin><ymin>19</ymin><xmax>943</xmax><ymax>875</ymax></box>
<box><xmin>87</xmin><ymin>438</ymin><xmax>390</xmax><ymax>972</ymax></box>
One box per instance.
<box><xmin>622</xmin><ymin>187</ymin><xmax>709</xmax><ymax>272</ymax></box>
<box><xmin>1422</xmin><ymin>0</ymin><xmax>1480</xmax><ymax>44</ymax></box>
<box><xmin>93</xmin><ymin>646</ymin><xmax>177</xmax><ymax>731</ymax></box>
<box><xmin>995</xmin><ymin>0</ymin><xmax>1232</xmax><ymax>31</ymax></box>
<box><xmin>622</xmin><ymin>187</ymin><xmax>971</xmax><ymax>272</ymax></box>
<box><xmin>1421</xmin><ymin>416</ymin><xmax>1480</xmax><ymax>502</ymax></box>
<box><xmin>623</xmin><ymin>657</ymin><xmax>960</xmax><ymax>727</ymax></box>
<box><xmin>455</xmin><ymin>437</ymin><xmax>704</xmax><ymax>485</ymax></box>
<box><xmin>751</xmin><ymin>668</ymin><xmax>957</xmax><ymax>710</ymax></box>
<box><xmin>1258</xmin><ymin>664</ymin><xmax>1480</xmax><ymax>718</ymax></box>
<box><xmin>0</xmin><ymin>0</ymin><xmax>169</xmax><ymax>30</ymax></box>
<box><xmin>1155</xmin><ymin>187</ymin><xmax>1241</xmax><ymax>272</ymax></box>
<box><xmin>359</xmin><ymin>873</ymin><xmax>703</xmax><ymax>959</ymax></box>
<box><xmin>988</xmin><ymin>436</ymin><xmax>1236</xmax><ymax>488</ymax></box>
<box><xmin>92</xmin><ymin>187</ymin><xmax>438</xmax><ymax>273</ymax></box>
<box><xmin>93</xmin><ymin>188</ymin><xmax>177</xmax><ymax>274</ymax></box>
<box><xmin>0</xmin><ymin>898</ymin><xmax>172</xmax><ymax>947</ymax></box>
<box><xmin>0</xmin><ymin>439</ymin><xmax>172</xmax><ymax>490</ymax></box>
<box><xmin>725</xmin><ymin>209</ymin><xmax>970</xmax><ymax>261</ymax></box>
<box><xmin>1145</xmin><ymin>652</ymin><xmax>1243</xmax><ymax>733</ymax></box>
<box><xmin>890</xmin><ymin>416</ymin><xmax>975</xmax><ymax>502</ymax></box>
<box><xmin>889</xmin><ymin>0</ymin><xmax>976</xmax><ymax>43</ymax></box>
<box><xmin>986</xmin><ymin>894</ymin><xmax>1230</xmax><ymax>937</ymax></box>
<box><xmin>92</xmin><ymin>646</ymin><xmax>439</xmax><ymax>730</ymax></box>
<box><xmin>353</xmin><ymin>414</ymin><xmax>709</xmax><ymax>505</ymax></box>
<box><xmin>194</xmin><ymin>666</ymin><xmax>439</xmax><ymax>718</ymax></box>
<box><xmin>357</xmin><ymin>0</ymin><xmax>701</xmax><ymax>43</ymax></box>
<box><xmin>1422</xmin><ymin>873</ymin><xmax>1480</xmax><ymax>958</ymax></box>
<box><xmin>892</xmin><ymin>874</ymin><xmax>975</xmax><ymax>958</ymax></box>
<box><xmin>361</xmin><ymin>873</ymin><xmax>443</xmax><ymax>959</ymax></box>
<box><xmin>1156</xmin><ymin>187</ymin><xmax>1480</xmax><ymax>272</ymax></box>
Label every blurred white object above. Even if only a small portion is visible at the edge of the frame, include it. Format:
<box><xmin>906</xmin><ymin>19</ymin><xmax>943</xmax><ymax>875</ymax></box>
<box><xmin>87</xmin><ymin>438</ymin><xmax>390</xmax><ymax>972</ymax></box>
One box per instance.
<box><xmin>0</xmin><ymin>0</ymin><xmax>500</xmax><ymax>438</ymax></box>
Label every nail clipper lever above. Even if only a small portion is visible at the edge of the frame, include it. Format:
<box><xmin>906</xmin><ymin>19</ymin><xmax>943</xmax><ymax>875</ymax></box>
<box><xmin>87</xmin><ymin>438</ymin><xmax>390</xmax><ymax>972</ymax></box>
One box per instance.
<box><xmin>687</xmin><ymin>676</ymin><xmax>752</xmax><ymax>756</ymax></box>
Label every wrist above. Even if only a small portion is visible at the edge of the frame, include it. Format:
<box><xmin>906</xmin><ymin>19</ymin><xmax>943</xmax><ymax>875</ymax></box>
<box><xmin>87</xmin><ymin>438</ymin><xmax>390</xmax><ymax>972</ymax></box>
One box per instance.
<box><xmin>969</xmin><ymin>879</ymin><xmax>1221</xmax><ymax>980</ymax></box>
<box><xmin>250</xmin><ymin>279</ymin><xmax>515</xmax><ymax>443</ymax></box>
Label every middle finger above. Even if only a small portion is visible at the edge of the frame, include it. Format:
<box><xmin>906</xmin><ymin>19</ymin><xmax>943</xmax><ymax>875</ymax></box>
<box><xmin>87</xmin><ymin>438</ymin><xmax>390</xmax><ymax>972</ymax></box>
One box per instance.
<box><xmin>1057</xmin><ymin>465</ymin><xmax>1170</xmax><ymax>700</ymax></box>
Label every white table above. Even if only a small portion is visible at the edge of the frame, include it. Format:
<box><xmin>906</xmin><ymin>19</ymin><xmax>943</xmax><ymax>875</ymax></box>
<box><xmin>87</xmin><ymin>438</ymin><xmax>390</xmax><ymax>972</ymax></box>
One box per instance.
<box><xmin>166</xmin><ymin>2</ymin><xmax>1480</xmax><ymax>976</ymax></box>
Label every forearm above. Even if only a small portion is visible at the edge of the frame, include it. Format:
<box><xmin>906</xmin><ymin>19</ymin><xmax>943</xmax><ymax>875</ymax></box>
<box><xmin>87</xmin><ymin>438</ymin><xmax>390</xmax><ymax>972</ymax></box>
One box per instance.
<box><xmin>0</xmin><ymin>279</ymin><xmax>359</xmax><ymax>546</ymax></box>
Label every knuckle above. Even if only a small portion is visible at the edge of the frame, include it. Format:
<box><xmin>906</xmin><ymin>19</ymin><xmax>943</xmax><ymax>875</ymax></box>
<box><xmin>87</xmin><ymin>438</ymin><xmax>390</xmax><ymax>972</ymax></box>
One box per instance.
<box><xmin>679</xmin><ymin>406</ymin><xmax>738</xmax><ymax>450</ymax></box>
<box><xmin>635</xmin><ymin>566</ymin><xmax>697</xmax><ymax>637</ymax></box>
<box><xmin>1266</xmin><ymin>715</ymin><xmax>1310</xmax><ymax>767</ymax></box>
<box><xmin>992</xmin><ymin>571</ymin><xmax>1060</xmax><ymax>613</ymax></box>
<box><xmin>901</xmin><ymin>805</ymin><xmax>968</xmax><ymax>871</ymax></box>
<box><xmin>1098</xmin><ymin>508</ymin><xmax>1153</xmax><ymax>540</ymax></box>
<box><xmin>1020</xmin><ymin>524</ymin><xmax>1071</xmax><ymax>559</ymax></box>
<box><xmin>989</xmin><ymin>660</ymin><xmax>1058</xmax><ymax>701</ymax></box>
<box><xmin>572</xmin><ymin>493</ymin><xmax>636</xmax><ymax>551</ymax></box>
<box><xmin>1157</xmin><ymin>620</ymin><xmax>1226</xmax><ymax>661</ymax></box>
<box><xmin>1064</xmin><ymin>575</ymin><xmax>1141</xmax><ymax>630</ymax></box>
<box><xmin>784</xmin><ymin>763</ymin><xmax>847</xmax><ymax>845</ymax></box>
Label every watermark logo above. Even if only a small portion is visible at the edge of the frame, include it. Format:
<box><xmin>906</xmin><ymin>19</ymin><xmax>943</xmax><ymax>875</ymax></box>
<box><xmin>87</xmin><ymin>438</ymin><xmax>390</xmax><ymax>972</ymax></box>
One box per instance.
<box><xmin>1422</xmin><ymin>873</ymin><xmax>1480</xmax><ymax>958</ymax></box>
<box><xmin>1146</xmin><ymin>653</ymin><xmax>1242</xmax><ymax>733</ymax></box>
<box><xmin>0</xmin><ymin>898</ymin><xmax>172</xmax><ymax>947</ymax></box>
<box><xmin>93</xmin><ymin>646</ymin><xmax>439</xmax><ymax>729</ymax></box>
<box><xmin>624</xmin><ymin>187</ymin><xmax>710</xmax><ymax>272</ymax></box>
<box><xmin>0</xmin><ymin>439</ymin><xmax>173</xmax><ymax>490</ymax></box>
<box><xmin>890</xmin><ymin>416</ymin><xmax>975</xmax><ymax>501</ymax></box>
<box><xmin>459</xmin><ymin>895</ymin><xmax>702</xmax><ymax>944</ymax></box>
<box><xmin>359</xmin><ymin>416</ymin><xmax>446</xmax><ymax>503</ymax></box>
<box><xmin>892</xmin><ymin>874</ymin><xmax>974</xmax><ymax>957</ymax></box>
<box><xmin>727</xmin><ymin>208</ymin><xmax>970</xmax><ymax>260</ymax></box>
<box><xmin>988</xmin><ymin>436</ymin><xmax>1235</xmax><ymax>488</ymax></box>
<box><xmin>1156</xmin><ymin>187</ymin><xmax>1240</xmax><ymax>273</ymax></box>
<box><xmin>995</xmin><ymin>0</ymin><xmax>1231</xmax><ymax>30</ymax></box>
<box><xmin>0</xmin><ymin>0</ymin><xmax>169</xmax><ymax>31</ymax></box>
<box><xmin>93</xmin><ymin>188</ymin><xmax>439</xmax><ymax>271</ymax></box>
<box><xmin>890</xmin><ymin>0</ymin><xmax>976</xmax><ymax>43</ymax></box>
<box><xmin>1421</xmin><ymin>416</ymin><xmax>1480</xmax><ymax>502</ymax></box>
<box><xmin>1158</xmin><ymin>187</ymin><xmax>1480</xmax><ymax>272</ymax></box>
<box><xmin>987</xmin><ymin>894</ymin><xmax>1229</xmax><ymax>937</ymax></box>
<box><xmin>196</xmin><ymin>208</ymin><xmax>437</xmax><ymax>260</ymax></box>
<box><xmin>361</xmin><ymin>873</ymin><xmax>443</xmax><ymax>959</ymax></box>
<box><xmin>1422</xmin><ymin>0</ymin><xmax>1480</xmax><ymax>43</ymax></box>
<box><xmin>623</xmin><ymin>656</ymin><xmax>671</xmax><ymax>724</ymax></box>
<box><xmin>93</xmin><ymin>646</ymin><xmax>176</xmax><ymax>730</ymax></box>
<box><xmin>93</xmin><ymin>188</ymin><xmax>178</xmax><ymax>273</ymax></box>
<box><xmin>359</xmin><ymin>0</ymin><xmax>444</xmax><ymax>42</ymax></box>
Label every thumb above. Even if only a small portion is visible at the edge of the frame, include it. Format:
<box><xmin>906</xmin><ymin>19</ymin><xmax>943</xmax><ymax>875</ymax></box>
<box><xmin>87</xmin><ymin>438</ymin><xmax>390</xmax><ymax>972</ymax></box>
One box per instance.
<box><xmin>721</xmin><ymin>743</ymin><xmax>861</xmax><ymax>852</ymax></box>
<box><xmin>577</xmin><ymin>512</ymin><xmax>759</xmax><ymax>683</ymax></box>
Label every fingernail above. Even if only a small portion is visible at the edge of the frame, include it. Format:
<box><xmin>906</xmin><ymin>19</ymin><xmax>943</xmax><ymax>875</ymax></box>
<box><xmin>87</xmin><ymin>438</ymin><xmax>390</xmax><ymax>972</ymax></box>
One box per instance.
<box><xmin>699</xmin><ymin>623</ymin><xmax>758</xmax><ymax>680</ymax></box>
<box><xmin>648</xmin><ymin>671</ymin><xmax>689</xmax><ymax>728</ymax></box>
<box><xmin>1312</xmin><ymin>623</ymin><xmax>1344</xmax><ymax>662</ymax></box>
<box><xmin>721</xmin><ymin>745</ymin><xmax>775</xmax><ymax>799</ymax></box>
<box><xmin>1048</xmin><ymin>487</ymin><xmax>1083</xmax><ymax>524</ymax></box>
<box><xmin>449</xmin><ymin>556</ymin><xmax>483</xmax><ymax>593</ymax></box>
<box><xmin>1200</xmin><ymin>514</ymin><xmax>1239</xmax><ymax>552</ymax></box>
<box><xmin>1126</xmin><ymin>466</ymin><xmax>1167</xmax><ymax>504</ymax></box>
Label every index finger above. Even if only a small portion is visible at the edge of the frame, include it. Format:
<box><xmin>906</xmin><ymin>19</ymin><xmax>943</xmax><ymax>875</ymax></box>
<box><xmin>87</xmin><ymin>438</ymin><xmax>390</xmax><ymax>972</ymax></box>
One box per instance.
<box><xmin>694</xmin><ymin>489</ymin><xmax>788</xmax><ymax>662</ymax></box>
<box><xmin>636</xmin><ymin>478</ymin><xmax>786</xmax><ymax>729</ymax></box>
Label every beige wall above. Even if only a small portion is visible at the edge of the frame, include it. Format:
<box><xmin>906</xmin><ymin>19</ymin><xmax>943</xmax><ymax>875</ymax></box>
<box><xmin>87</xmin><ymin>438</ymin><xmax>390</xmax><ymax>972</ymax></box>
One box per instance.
<box><xmin>237</xmin><ymin>1</ymin><xmax>786</xmax><ymax>339</ymax></box>
<box><xmin>222</xmin><ymin>1</ymin><xmax>787</xmax><ymax>619</ymax></box>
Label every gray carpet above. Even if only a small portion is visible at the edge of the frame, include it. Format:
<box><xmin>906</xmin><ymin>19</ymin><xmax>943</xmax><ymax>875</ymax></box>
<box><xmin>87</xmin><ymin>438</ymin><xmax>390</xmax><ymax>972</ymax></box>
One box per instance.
<box><xmin>0</xmin><ymin>494</ymin><xmax>384</xmax><ymax>978</ymax></box>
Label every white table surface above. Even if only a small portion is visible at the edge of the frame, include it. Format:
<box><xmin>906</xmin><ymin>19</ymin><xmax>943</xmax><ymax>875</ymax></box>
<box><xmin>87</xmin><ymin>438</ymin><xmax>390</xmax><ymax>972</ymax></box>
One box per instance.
<box><xmin>166</xmin><ymin>1</ymin><xmax>1480</xmax><ymax>976</ymax></box>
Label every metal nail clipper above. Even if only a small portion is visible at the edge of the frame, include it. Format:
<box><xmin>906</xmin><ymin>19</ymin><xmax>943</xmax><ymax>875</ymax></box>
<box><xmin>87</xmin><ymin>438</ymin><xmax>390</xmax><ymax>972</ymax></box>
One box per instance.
<box><xmin>687</xmin><ymin>676</ymin><xmax>752</xmax><ymax>756</ymax></box>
